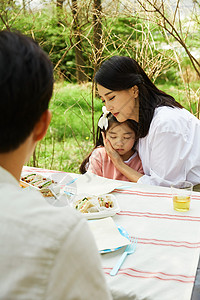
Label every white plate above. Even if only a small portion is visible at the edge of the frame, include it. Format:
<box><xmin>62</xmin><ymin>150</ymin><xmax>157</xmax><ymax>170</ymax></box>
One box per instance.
<box><xmin>73</xmin><ymin>194</ymin><xmax>120</xmax><ymax>220</ymax></box>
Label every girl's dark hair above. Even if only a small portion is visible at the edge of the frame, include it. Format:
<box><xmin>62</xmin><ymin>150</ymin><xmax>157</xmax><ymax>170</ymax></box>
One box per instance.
<box><xmin>94</xmin><ymin>56</ymin><xmax>183</xmax><ymax>138</ymax></box>
<box><xmin>79</xmin><ymin>113</ymin><xmax>138</xmax><ymax>174</ymax></box>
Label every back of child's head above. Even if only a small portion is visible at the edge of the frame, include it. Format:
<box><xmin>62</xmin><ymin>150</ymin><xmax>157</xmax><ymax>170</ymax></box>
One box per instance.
<box><xmin>0</xmin><ymin>30</ymin><xmax>54</xmax><ymax>153</ymax></box>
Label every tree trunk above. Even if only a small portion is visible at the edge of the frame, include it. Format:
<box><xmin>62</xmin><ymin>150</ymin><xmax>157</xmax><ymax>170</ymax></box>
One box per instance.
<box><xmin>71</xmin><ymin>0</ymin><xmax>87</xmax><ymax>83</ymax></box>
<box><xmin>93</xmin><ymin>0</ymin><xmax>102</xmax><ymax>70</ymax></box>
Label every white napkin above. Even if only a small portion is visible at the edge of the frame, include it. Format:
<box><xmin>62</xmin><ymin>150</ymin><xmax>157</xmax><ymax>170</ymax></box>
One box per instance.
<box><xmin>75</xmin><ymin>172</ymin><xmax>123</xmax><ymax>196</ymax></box>
<box><xmin>88</xmin><ymin>217</ymin><xmax>130</xmax><ymax>252</ymax></box>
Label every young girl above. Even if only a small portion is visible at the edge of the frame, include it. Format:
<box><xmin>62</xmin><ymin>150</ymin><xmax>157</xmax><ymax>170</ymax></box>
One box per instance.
<box><xmin>80</xmin><ymin>106</ymin><xmax>144</xmax><ymax>181</ymax></box>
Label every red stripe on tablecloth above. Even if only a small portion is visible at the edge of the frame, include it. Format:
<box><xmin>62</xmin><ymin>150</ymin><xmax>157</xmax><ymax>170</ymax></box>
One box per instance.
<box><xmin>114</xmin><ymin>188</ymin><xmax>171</xmax><ymax>198</ymax></box>
<box><xmin>117</xmin><ymin>210</ymin><xmax>200</xmax><ymax>222</ymax></box>
<box><xmin>104</xmin><ymin>267</ymin><xmax>195</xmax><ymax>283</ymax></box>
<box><xmin>135</xmin><ymin>237</ymin><xmax>200</xmax><ymax>248</ymax></box>
<box><xmin>22</xmin><ymin>167</ymin><xmax>66</xmax><ymax>174</ymax></box>
<box><xmin>105</xmin><ymin>271</ymin><xmax>194</xmax><ymax>283</ymax></box>
<box><xmin>114</xmin><ymin>189</ymin><xmax>200</xmax><ymax>201</ymax></box>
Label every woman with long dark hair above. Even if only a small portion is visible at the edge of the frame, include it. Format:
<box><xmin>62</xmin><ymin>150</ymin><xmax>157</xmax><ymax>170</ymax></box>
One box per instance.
<box><xmin>94</xmin><ymin>56</ymin><xmax>200</xmax><ymax>188</ymax></box>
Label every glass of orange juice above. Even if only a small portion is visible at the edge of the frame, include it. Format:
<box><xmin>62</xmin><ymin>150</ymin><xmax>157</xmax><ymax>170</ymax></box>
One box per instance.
<box><xmin>171</xmin><ymin>181</ymin><xmax>193</xmax><ymax>212</ymax></box>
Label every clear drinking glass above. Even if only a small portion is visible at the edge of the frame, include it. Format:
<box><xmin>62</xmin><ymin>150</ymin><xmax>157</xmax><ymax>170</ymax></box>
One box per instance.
<box><xmin>171</xmin><ymin>181</ymin><xmax>193</xmax><ymax>212</ymax></box>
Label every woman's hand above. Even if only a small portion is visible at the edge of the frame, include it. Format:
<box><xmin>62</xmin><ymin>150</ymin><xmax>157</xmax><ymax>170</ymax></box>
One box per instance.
<box><xmin>101</xmin><ymin>132</ymin><xmax>123</xmax><ymax>166</ymax></box>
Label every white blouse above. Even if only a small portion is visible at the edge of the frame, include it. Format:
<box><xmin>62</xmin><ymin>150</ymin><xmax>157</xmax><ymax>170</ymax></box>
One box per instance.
<box><xmin>137</xmin><ymin>106</ymin><xmax>200</xmax><ymax>187</ymax></box>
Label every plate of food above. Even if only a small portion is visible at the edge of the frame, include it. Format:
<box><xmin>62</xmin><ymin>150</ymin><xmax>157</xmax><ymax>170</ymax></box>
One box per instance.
<box><xmin>20</xmin><ymin>173</ymin><xmax>61</xmax><ymax>199</ymax></box>
<box><xmin>72</xmin><ymin>193</ymin><xmax>120</xmax><ymax>219</ymax></box>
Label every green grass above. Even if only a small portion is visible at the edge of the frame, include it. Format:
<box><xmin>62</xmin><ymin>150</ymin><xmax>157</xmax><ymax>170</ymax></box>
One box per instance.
<box><xmin>27</xmin><ymin>80</ymin><xmax>200</xmax><ymax>173</ymax></box>
<box><xmin>157</xmin><ymin>82</ymin><xmax>200</xmax><ymax>115</ymax></box>
<box><xmin>29</xmin><ymin>137</ymin><xmax>94</xmax><ymax>173</ymax></box>
<box><xmin>49</xmin><ymin>81</ymin><xmax>102</xmax><ymax>140</ymax></box>
<box><xmin>27</xmin><ymin>82</ymin><xmax>101</xmax><ymax>173</ymax></box>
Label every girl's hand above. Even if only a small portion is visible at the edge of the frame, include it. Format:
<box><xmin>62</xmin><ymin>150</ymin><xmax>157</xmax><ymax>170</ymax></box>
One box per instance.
<box><xmin>101</xmin><ymin>132</ymin><xmax>123</xmax><ymax>166</ymax></box>
<box><xmin>101</xmin><ymin>132</ymin><xmax>143</xmax><ymax>183</ymax></box>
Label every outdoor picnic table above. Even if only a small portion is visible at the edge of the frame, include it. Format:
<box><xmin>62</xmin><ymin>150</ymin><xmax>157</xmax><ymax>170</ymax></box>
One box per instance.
<box><xmin>22</xmin><ymin>166</ymin><xmax>200</xmax><ymax>300</ymax></box>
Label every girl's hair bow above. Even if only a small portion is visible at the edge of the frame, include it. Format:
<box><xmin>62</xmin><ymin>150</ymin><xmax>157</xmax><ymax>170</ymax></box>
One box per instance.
<box><xmin>98</xmin><ymin>106</ymin><xmax>110</xmax><ymax>130</ymax></box>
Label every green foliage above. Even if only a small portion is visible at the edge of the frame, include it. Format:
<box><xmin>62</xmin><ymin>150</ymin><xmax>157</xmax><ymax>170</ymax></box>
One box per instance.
<box><xmin>155</xmin><ymin>66</ymin><xmax>180</xmax><ymax>85</ymax></box>
<box><xmin>28</xmin><ymin>82</ymin><xmax>101</xmax><ymax>172</ymax></box>
<box><xmin>47</xmin><ymin>82</ymin><xmax>102</xmax><ymax>141</ymax></box>
<box><xmin>0</xmin><ymin>6</ymin><xmax>174</xmax><ymax>82</ymax></box>
<box><xmin>0</xmin><ymin>7</ymin><xmax>76</xmax><ymax>80</ymax></box>
<box><xmin>29</xmin><ymin>136</ymin><xmax>94</xmax><ymax>173</ymax></box>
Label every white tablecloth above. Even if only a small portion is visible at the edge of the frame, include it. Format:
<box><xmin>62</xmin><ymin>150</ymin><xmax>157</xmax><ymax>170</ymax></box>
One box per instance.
<box><xmin>22</xmin><ymin>166</ymin><xmax>200</xmax><ymax>300</ymax></box>
<box><xmin>103</xmin><ymin>184</ymin><xmax>200</xmax><ymax>300</ymax></box>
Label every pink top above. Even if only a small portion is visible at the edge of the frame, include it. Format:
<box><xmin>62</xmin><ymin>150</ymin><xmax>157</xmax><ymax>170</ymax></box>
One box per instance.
<box><xmin>87</xmin><ymin>147</ymin><xmax>144</xmax><ymax>182</ymax></box>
